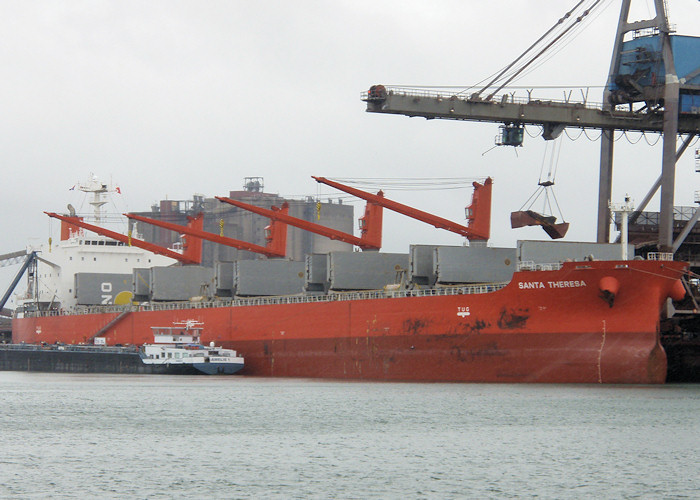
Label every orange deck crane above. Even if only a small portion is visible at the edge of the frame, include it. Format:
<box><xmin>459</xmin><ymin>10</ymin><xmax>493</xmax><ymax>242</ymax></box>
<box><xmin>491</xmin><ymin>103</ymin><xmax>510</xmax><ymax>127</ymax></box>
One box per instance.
<box><xmin>215</xmin><ymin>196</ymin><xmax>383</xmax><ymax>250</ymax></box>
<box><xmin>312</xmin><ymin>177</ymin><xmax>492</xmax><ymax>241</ymax></box>
<box><xmin>46</xmin><ymin>212</ymin><xmax>203</xmax><ymax>264</ymax></box>
<box><xmin>126</xmin><ymin>204</ymin><xmax>288</xmax><ymax>258</ymax></box>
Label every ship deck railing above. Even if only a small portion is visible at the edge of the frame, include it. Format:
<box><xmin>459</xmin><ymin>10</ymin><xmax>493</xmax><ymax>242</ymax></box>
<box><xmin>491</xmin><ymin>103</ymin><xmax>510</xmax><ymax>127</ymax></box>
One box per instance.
<box><xmin>23</xmin><ymin>282</ymin><xmax>510</xmax><ymax>318</ymax></box>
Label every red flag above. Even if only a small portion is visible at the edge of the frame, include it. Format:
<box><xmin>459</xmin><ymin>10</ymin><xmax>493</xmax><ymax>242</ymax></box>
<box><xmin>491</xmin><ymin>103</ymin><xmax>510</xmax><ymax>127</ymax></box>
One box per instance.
<box><xmin>116</xmin><ymin>186</ymin><xmax>121</xmax><ymax>194</ymax></box>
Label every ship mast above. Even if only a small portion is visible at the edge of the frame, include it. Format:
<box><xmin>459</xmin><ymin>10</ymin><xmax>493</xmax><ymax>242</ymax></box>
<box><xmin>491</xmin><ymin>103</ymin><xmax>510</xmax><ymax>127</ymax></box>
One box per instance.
<box><xmin>76</xmin><ymin>174</ymin><xmax>117</xmax><ymax>224</ymax></box>
<box><xmin>609</xmin><ymin>196</ymin><xmax>634</xmax><ymax>261</ymax></box>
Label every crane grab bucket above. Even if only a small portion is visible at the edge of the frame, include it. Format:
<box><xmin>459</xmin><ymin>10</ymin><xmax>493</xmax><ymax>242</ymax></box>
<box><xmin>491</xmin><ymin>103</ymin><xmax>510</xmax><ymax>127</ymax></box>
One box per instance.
<box><xmin>510</xmin><ymin>210</ymin><xmax>569</xmax><ymax>239</ymax></box>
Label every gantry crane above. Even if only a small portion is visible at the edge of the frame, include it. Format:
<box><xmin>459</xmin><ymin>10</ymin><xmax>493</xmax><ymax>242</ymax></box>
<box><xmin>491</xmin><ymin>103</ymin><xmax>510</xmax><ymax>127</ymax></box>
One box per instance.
<box><xmin>0</xmin><ymin>251</ymin><xmax>36</xmax><ymax>314</ymax></box>
<box><xmin>363</xmin><ymin>0</ymin><xmax>700</xmax><ymax>253</ymax></box>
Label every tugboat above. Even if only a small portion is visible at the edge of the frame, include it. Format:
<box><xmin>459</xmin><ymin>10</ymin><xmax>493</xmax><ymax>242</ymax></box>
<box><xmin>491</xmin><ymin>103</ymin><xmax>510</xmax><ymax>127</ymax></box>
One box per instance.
<box><xmin>140</xmin><ymin>320</ymin><xmax>244</xmax><ymax>375</ymax></box>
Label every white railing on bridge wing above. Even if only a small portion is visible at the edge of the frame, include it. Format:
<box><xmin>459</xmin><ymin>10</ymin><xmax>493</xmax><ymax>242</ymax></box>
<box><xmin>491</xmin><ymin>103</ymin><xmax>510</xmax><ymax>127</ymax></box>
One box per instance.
<box><xmin>24</xmin><ymin>282</ymin><xmax>510</xmax><ymax>318</ymax></box>
<box><xmin>647</xmin><ymin>252</ymin><xmax>674</xmax><ymax>261</ymax></box>
<box><xmin>517</xmin><ymin>261</ymin><xmax>563</xmax><ymax>271</ymax></box>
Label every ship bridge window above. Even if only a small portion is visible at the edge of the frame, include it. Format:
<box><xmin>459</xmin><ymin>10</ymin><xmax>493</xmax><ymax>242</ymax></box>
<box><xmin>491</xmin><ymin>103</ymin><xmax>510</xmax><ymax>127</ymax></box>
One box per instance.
<box><xmin>85</xmin><ymin>241</ymin><xmax>90</xmax><ymax>245</ymax></box>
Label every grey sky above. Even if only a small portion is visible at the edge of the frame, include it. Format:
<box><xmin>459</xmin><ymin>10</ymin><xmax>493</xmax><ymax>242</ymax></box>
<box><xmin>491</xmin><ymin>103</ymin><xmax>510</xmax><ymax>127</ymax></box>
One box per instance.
<box><xmin>1</xmin><ymin>0</ymin><xmax>698</xmax><ymax>297</ymax></box>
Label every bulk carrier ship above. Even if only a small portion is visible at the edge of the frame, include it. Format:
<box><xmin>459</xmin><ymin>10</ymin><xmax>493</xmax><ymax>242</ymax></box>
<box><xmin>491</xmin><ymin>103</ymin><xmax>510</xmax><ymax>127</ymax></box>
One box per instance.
<box><xmin>6</xmin><ymin>174</ymin><xmax>692</xmax><ymax>384</ymax></box>
<box><xmin>6</xmin><ymin>1</ymin><xmax>700</xmax><ymax>383</ymax></box>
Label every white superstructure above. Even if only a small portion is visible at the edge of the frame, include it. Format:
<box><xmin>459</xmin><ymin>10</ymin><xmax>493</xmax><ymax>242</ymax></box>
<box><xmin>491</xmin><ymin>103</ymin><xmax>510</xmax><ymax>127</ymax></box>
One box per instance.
<box><xmin>16</xmin><ymin>175</ymin><xmax>177</xmax><ymax>311</ymax></box>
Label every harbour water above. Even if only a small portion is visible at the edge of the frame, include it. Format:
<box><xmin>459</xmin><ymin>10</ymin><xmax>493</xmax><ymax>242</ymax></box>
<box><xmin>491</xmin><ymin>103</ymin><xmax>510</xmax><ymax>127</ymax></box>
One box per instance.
<box><xmin>1</xmin><ymin>372</ymin><xmax>698</xmax><ymax>499</ymax></box>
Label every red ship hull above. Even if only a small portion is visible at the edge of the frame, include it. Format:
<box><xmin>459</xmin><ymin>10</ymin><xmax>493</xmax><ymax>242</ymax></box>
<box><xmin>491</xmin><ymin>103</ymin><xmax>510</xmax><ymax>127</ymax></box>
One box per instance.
<box><xmin>12</xmin><ymin>260</ymin><xmax>688</xmax><ymax>383</ymax></box>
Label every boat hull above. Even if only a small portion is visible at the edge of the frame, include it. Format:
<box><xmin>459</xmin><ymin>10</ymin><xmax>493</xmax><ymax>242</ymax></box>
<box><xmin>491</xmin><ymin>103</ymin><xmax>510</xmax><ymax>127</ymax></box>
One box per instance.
<box><xmin>0</xmin><ymin>346</ymin><xmax>223</xmax><ymax>375</ymax></box>
<box><xmin>12</xmin><ymin>260</ymin><xmax>687</xmax><ymax>383</ymax></box>
<box><xmin>224</xmin><ymin>331</ymin><xmax>665</xmax><ymax>383</ymax></box>
<box><xmin>192</xmin><ymin>362</ymin><xmax>245</xmax><ymax>375</ymax></box>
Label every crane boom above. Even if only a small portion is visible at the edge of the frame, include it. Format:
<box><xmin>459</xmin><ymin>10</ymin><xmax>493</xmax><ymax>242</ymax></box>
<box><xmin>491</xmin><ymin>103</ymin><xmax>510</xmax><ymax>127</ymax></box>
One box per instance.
<box><xmin>363</xmin><ymin>86</ymin><xmax>700</xmax><ymax>134</ymax></box>
<box><xmin>45</xmin><ymin>212</ymin><xmax>200</xmax><ymax>264</ymax></box>
<box><xmin>312</xmin><ymin>176</ymin><xmax>491</xmax><ymax>241</ymax></box>
<box><xmin>215</xmin><ymin>196</ymin><xmax>381</xmax><ymax>250</ymax></box>
<box><xmin>126</xmin><ymin>210</ymin><xmax>287</xmax><ymax>258</ymax></box>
